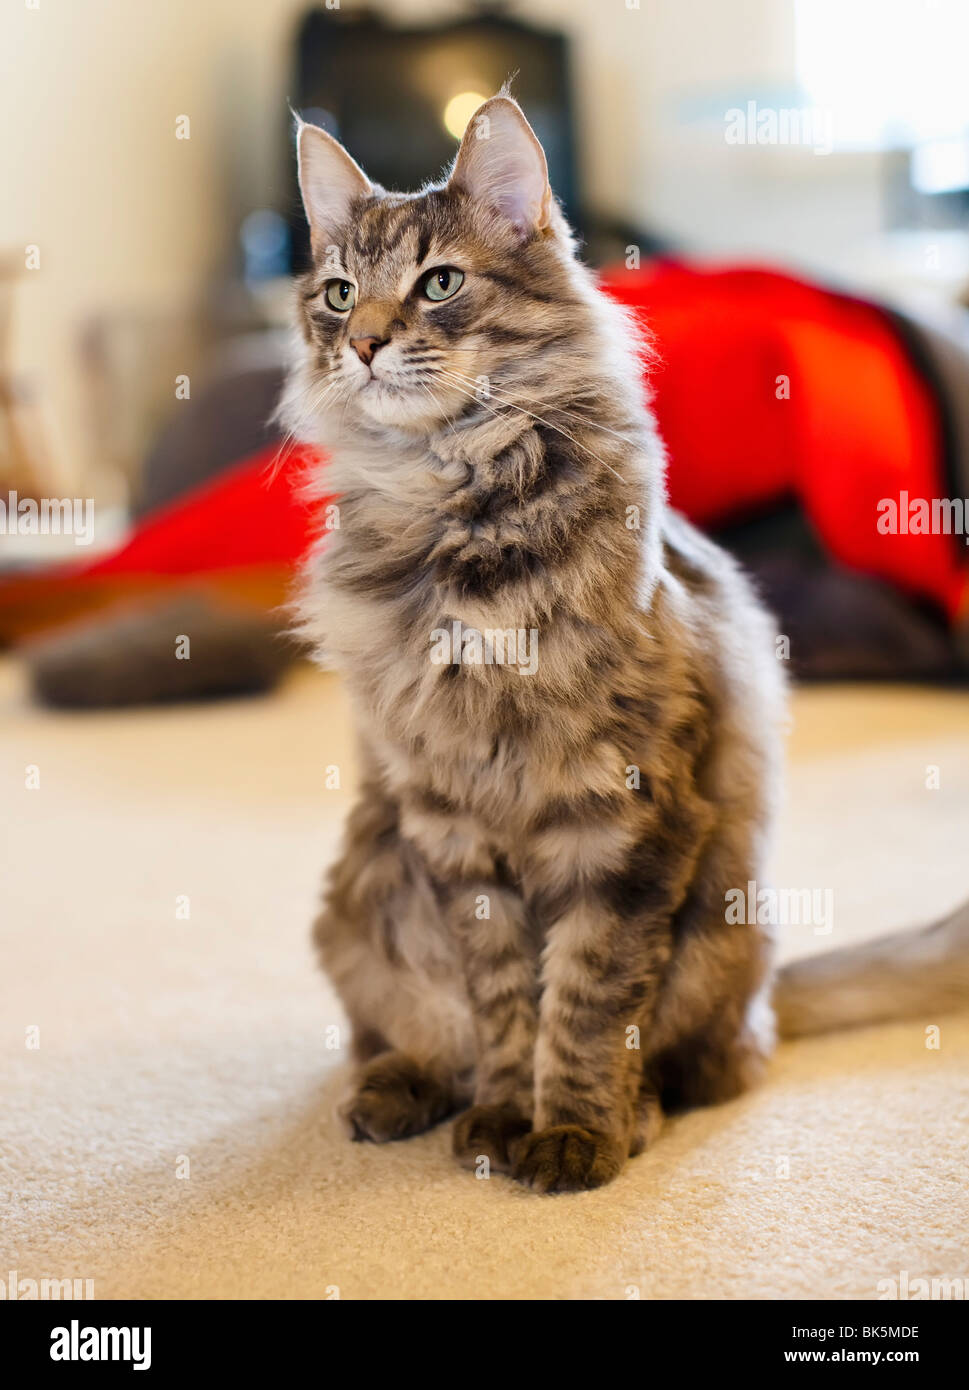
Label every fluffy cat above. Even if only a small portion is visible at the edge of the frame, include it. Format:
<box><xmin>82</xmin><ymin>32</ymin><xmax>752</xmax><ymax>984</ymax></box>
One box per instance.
<box><xmin>279</xmin><ymin>94</ymin><xmax>969</xmax><ymax>1192</ymax></box>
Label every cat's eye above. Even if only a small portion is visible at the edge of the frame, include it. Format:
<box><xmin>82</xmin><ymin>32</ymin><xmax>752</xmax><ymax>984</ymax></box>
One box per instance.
<box><xmin>324</xmin><ymin>279</ymin><xmax>356</xmax><ymax>313</ymax></box>
<box><xmin>422</xmin><ymin>267</ymin><xmax>464</xmax><ymax>302</ymax></box>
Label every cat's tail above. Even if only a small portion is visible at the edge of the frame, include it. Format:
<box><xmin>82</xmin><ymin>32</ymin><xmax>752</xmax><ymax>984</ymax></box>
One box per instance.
<box><xmin>774</xmin><ymin>898</ymin><xmax>969</xmax><ymax>1038</ymax></box>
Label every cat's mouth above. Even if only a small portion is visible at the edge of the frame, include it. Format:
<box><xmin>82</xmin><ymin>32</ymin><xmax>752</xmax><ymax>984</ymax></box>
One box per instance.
<box><xmin>361</xmin><ymin>373</ymin><xmax>396</xmax><ymax>394</ymax></box>
<box><xmin>357</xmin><ymin>360</ymin><xmax>396</xmax><ymax>389</ymax></box>
<box><xmin>354</xmin><ymin>369</ymin><xmax>455</xmax><ymax>431</ymax></box>
<box><xmin>361</xmin><ymin>367</ymin><xmax>421</xmax><ymax>399</ymax></box>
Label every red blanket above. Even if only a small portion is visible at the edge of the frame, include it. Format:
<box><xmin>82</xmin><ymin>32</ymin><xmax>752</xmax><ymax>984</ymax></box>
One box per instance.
<box><xmin>3</xmin><ymin>261</ymin><xmax>966</xmax><ymax>644</ymax></box>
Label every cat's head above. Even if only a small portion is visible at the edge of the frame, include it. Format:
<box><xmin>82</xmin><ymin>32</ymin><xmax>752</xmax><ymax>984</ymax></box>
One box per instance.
<box><xmin>290</xmin><ymin>94</ymin><xmax>588</xmax><ymax>436</ymax></box>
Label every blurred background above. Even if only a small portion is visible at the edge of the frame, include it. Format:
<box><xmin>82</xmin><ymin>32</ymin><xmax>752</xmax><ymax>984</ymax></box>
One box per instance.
<box><xmin>5</xmin><ymin>0</ymin><xmax>969</xmax><ymax>1303</ymax></box>
<box><xmin>2</xmin><ymin>0</ymin><xmax>969</xmax><ymax>687</ymax></box>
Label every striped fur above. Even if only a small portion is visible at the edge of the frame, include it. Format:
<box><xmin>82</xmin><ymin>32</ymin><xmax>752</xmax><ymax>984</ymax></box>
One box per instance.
<box><xmin>281</xmin><ymin>97</ymin><xmax>787</xmax><ymax>1191</ymax></box>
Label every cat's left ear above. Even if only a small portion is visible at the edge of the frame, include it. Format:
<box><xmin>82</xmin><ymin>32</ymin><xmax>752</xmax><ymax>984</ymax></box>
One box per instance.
<box><xmin>448</xmin><ymin>95</ymin><xmax>551</xmax><ymax>237</ymax></box>
<box><xmin>296</xmin><ymin>119</ymin><xmax>372</xmax><ymax>259</ymax></box>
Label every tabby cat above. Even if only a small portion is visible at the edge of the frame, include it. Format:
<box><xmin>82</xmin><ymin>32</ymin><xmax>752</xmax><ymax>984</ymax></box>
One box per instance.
<box><xmin>280</xmin><ymin>94</ymin><xmax>969</xmax><ymax>1193</ymax></box>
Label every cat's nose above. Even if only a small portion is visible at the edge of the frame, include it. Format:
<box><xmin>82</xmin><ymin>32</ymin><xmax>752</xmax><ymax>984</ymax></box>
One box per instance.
<box><xmin>350</xmin><ymin>336</ymin><xmax>388</xmax><ymax>367</ymax></box>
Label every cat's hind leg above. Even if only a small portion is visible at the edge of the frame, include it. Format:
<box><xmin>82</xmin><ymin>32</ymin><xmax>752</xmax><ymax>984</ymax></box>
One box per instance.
<box><xmin>628</xmin><ymin>1075</ymin><xmax>664</xmax><ymax>1157</ymax></box>
<box><xmin>339</xmin><ymin>1051</ymin><xmax>466</xmax><ymax>1143</ymax></box>
<box><xmin>654</xmin><ymin>986</ymin><xmax>774</xmax><ymax>1112</ymax></box>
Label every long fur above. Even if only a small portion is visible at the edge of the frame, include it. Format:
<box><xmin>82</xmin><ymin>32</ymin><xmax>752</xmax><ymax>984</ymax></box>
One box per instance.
<box><xmin>281</xmin><ymin>96</ymin><xmax>968</xmax><ymax>1192</ymax></box>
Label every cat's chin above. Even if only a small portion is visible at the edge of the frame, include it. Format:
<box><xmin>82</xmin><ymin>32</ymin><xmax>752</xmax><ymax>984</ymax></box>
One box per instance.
<box><xmin>356</xmin><ymin>381</ymin><xmax>447</xmax><ymax>433</ymax></box>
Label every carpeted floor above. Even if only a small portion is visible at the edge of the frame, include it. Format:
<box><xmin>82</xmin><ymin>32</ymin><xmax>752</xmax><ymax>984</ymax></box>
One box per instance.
<box><xmin>2</xmin><ymin>658</ymin><xmax>968</xmax><ymax>1301</ymax></box>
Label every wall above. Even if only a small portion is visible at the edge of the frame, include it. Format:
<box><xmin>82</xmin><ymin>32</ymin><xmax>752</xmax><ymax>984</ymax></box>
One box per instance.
<box><xmin>0</xmin><ymin>0</ymin><xmax>905</xmax><ymax>492</ymax></box>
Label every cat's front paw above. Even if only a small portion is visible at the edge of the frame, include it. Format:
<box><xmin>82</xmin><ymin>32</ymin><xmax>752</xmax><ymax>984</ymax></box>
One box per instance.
<box><xmin>452</xmin><ymin>1103</ymin><xmax>531</xmax><ymax>1173</ymax></box>
<box><xmin>513</xmin><ymin>1125</ymin><xmax>625</xmax><ymax>1193</ymax></box>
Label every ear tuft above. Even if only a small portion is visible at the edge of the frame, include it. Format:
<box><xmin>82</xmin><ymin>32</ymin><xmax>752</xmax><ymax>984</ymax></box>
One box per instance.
<box><xmin>296</xmin><ymin>120</ymin><xmax>372</xmax><ymax>259</ymax></box>
<box><xmin>448</xmin><ymin>95</ymin><xmax>551</xmax><ymax>237</ymax></box>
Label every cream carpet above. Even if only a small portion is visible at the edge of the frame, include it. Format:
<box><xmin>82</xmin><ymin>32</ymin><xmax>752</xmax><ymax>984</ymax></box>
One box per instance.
<box><xmin>2</xmin><ymin>658</ymin><xmax>968</xmax><ymax>1301</ymax></box>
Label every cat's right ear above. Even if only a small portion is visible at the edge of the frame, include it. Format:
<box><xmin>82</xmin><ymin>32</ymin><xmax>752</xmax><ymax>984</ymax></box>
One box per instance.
<box><xmin>296</xmin><ymin>120</ymin><xmax>372</xmax><ymax>260</ymax></box>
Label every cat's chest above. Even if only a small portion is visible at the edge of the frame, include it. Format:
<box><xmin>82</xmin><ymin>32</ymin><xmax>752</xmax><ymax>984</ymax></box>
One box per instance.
<box><xmin>320</xmin><ymin>528</ymin><xmax>573</xmax><ymax>778</ymax></box>
<box><xmin>321</xmin><ymin>500</ymin><xmax>535</xmax><ymax>683</ymax></box>
<box><xmin>327</xmin><ymin>568</ymin><xmax>540</xmax><ymax>739</ymax></box>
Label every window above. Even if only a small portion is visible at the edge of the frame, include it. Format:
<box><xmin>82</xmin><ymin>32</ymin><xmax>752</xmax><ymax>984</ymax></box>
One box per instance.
<box><xmin>795</xmin><ymin>0</ymin><xmax>969</xmax><ymax>152</ymax></box>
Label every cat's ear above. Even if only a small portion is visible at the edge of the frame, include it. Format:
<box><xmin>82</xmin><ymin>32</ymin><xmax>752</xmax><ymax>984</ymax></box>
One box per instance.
<box><xmin>296</xmin><ymin>120</ymin><xmax>372</xmax><ymax>259</ymax></box>
<box><xmin>448</xmin><ymin>95</ymin><xmax>551</xmax><ymax>236</ymax></box>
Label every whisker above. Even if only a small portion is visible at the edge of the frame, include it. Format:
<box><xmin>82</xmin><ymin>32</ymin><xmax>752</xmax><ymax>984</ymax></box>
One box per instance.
<box><xmin>265</xmin><ymin>375</ymin><xmax>346</xmax><ymax>482</ymax></box>
<box><xmin>433</xmin><ymin>367</ymin><xmax>628</xmax><ymax>485</ymax></box>
<box><xmin>439</xmin><ymin>365</ymin><xmax>642</xmax><ymax>453</ymax></box>
<box><xmin>427</xmin><ymin>369</ymin><xmax>526</xmax><ymax>438</ymax></box>
<box><xmin>412</xmin><ymin>346</ymin><xmax>643</xmax><ymax>449</ymax></box>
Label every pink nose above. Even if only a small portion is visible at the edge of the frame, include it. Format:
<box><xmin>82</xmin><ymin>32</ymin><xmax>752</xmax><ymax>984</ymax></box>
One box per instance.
<box><xmin>350</xmin><ymin>336</ymin><xmax>387</xmax><ymax>366</ymax></box>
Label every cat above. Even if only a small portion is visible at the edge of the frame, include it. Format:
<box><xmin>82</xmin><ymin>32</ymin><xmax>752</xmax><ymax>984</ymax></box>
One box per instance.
<box><xmin>279</xmin><ymin>93</ymin><xmax>969</xmax><ymax>1192</ymax></box>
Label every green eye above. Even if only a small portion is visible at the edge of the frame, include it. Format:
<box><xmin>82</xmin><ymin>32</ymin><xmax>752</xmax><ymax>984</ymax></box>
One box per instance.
<box><xmin>422</xmin><ymin>267</ymin><xmax>464</xmax><ymax>302</ymax></box>
<box><xmin>324</xmin><ymin>279</ymin><xmax>356</xmax><ymax>312</ymax></box>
